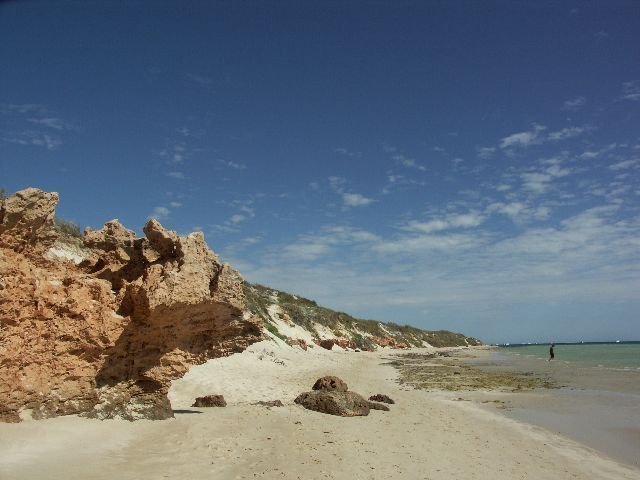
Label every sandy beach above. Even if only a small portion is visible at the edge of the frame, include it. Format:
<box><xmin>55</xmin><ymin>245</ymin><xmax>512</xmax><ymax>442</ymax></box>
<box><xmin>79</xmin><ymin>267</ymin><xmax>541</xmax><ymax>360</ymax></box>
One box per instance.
<box><xmin>1</xmin><ymin>341</ymin><xmax>638</xmax><ymax>480</ymax></box>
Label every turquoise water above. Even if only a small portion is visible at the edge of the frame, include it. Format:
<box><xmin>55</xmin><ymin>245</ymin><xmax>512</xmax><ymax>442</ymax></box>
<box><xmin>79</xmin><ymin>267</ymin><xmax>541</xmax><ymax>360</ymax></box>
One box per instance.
<box><xmin>500</xmin><ymin>343</ymin><xmax>640</xmax><ymax>370</ymax></box>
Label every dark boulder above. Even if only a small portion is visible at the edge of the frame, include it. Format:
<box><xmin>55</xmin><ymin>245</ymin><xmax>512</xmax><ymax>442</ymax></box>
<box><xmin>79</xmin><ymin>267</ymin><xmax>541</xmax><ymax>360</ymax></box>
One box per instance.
<box><xmin>368</xmin><ymin>394</ymin><xmax>395</xmax><ymax>404</ymax></box>
<box><xmin>312</xmin><ymin>376</ymin><xmax>348</xmax><ymax>392</ymax></box>
<box><xmin>294</xmin><ymin>390</ymin><xmax>370</xmax><ymax>417</ymax></box>
<box><xmin>191</xmin><ymin>395</ymin><xmax>227</xmax><ymax>407</ymax></box>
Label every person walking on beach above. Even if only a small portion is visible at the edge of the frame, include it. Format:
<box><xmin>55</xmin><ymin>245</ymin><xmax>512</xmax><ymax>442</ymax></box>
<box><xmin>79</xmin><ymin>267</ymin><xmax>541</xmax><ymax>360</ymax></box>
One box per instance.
<box><xmin>548</xmin><ymin>343</ymin><xmax>555</xmax><ymax>361</ymax></box>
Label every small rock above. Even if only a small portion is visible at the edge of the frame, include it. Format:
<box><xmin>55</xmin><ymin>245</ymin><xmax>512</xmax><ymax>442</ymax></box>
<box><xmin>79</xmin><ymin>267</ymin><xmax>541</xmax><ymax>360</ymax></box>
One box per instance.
<box><xmin>252</xmin><ymin>400</ymin><xmax>284</xmax><ymax>408</ymax></box>
<box><xmin>368</xmin><ymin>394</ymin><xmax>395</xmax><ymax>404</ymax></box>
<box><xmin>367</xmin><ymin>401</ymin><xmax>390</xmax><ymax>411</ymax></box>
<box><xmin>312</xmin><ymin>376</ymin><xmax>348</xmax><ymax>392</ymax></box>
<box><xmin>192</xmin><ymin>395</ymin><xmax>227</xmax><ymax>407</ymax></box>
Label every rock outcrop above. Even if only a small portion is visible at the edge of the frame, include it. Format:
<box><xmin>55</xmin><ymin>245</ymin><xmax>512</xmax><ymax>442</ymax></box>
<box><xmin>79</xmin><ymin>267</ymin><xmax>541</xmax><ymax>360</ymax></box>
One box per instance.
<box><xmin>295</xmin><ymin>376</ymin><xmax>379</xmax><ymax>417</ymax></box>
<box><xmin>285</xmin><ymin>337</ymin><xmax>308</xmax><ymax>350</ymax></box>
<box><xmin>0</xmin><ymin>188</ymin><xmax>262</xmax><ymax>422</ymax></box>
<box><xmin>294</xmin><ymin>390</ymin><xmax>371</xmax><ymax>417</ymax></box>
<box><xmin>0</xmin><ymin>187</ymin><xmax>59</xmax><ymax>253</ymax></box>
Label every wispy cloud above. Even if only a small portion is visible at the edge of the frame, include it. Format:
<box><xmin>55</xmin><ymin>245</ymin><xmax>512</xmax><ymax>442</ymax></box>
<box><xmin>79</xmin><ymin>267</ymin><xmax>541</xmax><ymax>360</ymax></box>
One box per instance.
<box><xmin>499</xmin><ymin>124</ymin><xmax>589</xmax><ymax>149</ymax></box>
<box><xmin>562</xmin><ymin>96</ymin><xmax>586</xmax><ymax>110</ymax></box>
<box><xmin>334</xmin><ymin>147</ymin><xmax>362</xmax><ymax>158</ymax></box>
<box><xmin>547</xmin><ymin>126</ymin><xmax>588</xmax><ymax>141</ymax></box>
<box><xmin>166</xmin><ymin>171</ymin><xmax>185</xmax><ymax>179</ymax></box>
<box><xmin>609</xmin><ymin>159</ymin><xmax>639</xmax><ymax>171</ymax></box>
<box><xmin>392</xmin><ymin>153</ymin><xmax>426</xmax><ymax>171</ymax></box>
<box><xmin>158</xmin><ymin>142</ymin><xmax>187</xmax><ymax>164</ymax></box>
<box><xmin>487</xmin><ymin>201</ymin><xmax>550</xmax><ymax>222</ymax></box>
<box><xmin>149</xmin><ymin>206</ymin><xmax>171</xmax><ymax>220</ymax></box>
<box><xmin>186</xmin><ymin>73</ymin><xmax>213</xmax><ymax>86</ymax></box>
<box><xmin>2</xmin><ymin>132</ymin><xmax>62</xmax><ymax>150</ymax></box>
<box><xmin>328</xmin><ymin>176</ymin><xmax>375</xmax><ymax>208</ymax></box>
<box><xmin>499</xmin><ymin>124</ymin><xmax>547</xmax><ymax>149</ymax></box>
<box><xmin>521</xmin><ymin>164</ymin><xmax>572</xmax><ymax>194</ymax></box>
<box><xmin>27</xmin><ymin>117</ymin><xmax>71</xmax><ymax>130</ymax></box>
<box><xmin>580</xmin><ymin>143</ymin><xmax>617</xmax><ymax>159</ymax></box>
<box><xmin>403</xmin><ymin>212</ymin><xmax>485</xmax><ymax>233</ymax></box>
<box><xmin>372</xmin><ymin>232</ymin><xmax>487</xmax><ymax>254</ymax></box>
<box><xmin>148</xmin><ymin>199</ymin><xmax>184</xmax><ymax>221</ymax></box>
<box><xmin>621</xmin><ymin>81</ymin><xmax>640</xmax><ymax>102</ymax></box>
<box><xmin>477</xmin><ymin>146</ymin><xmax>496</xmax><ymax>159</ymax></box>
<box><xmin>342</xmin><ymin>192</ymin><xmax>374</xmax><ymax>207</ymax></box>
<box><xmin>229</xmin><ymin>214</ymin><xmax>246</xmax><ymax>224</ymax></box>
<box><xmin>1</xmin><ymin>104</ymin><xmax>73</xmax><ymax>150</ymax></box>
<box><xmin>219</xmin><ymin>159</ymin><xmax>246</xmax><ymax>170</ymax></box>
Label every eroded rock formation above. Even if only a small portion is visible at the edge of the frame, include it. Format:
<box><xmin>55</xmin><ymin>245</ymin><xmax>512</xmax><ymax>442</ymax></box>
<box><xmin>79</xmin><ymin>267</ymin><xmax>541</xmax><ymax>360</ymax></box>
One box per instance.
<box><xmin>0</xmin><ymin>188</ymin><xmax>262</xmax><ymax>422</ymax></box>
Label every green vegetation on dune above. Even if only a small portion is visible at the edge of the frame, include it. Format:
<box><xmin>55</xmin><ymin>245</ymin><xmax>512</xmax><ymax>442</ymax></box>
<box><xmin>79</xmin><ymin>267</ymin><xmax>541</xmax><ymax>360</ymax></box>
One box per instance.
<box><xmin>243</xmin><ymin>282</ymin><xmax>481</xmax><ymax>348</ymax></box>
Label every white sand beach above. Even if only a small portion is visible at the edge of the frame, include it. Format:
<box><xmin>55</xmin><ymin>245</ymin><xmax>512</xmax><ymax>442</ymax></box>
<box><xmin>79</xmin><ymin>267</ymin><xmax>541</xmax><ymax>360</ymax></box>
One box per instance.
<box><xmin>1</xmin><ymin>342</ymin><xmax>638</xmax><ymax>480</ymax></box>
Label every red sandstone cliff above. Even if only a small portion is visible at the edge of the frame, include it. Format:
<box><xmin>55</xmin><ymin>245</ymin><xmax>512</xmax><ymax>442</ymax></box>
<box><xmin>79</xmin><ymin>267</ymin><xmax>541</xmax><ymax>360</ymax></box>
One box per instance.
<box><xmin>0</xmin><ymin>188</ymin><xmax>262</xmax><ymax>422</ymax></box>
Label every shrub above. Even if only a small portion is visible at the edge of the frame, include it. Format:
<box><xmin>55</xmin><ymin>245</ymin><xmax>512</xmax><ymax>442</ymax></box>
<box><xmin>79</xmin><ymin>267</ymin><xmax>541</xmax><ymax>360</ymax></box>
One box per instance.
<box><xmin>54</xmin><ymin>217</ymin><xmax>82</xmax><ymax>238</ymax></box>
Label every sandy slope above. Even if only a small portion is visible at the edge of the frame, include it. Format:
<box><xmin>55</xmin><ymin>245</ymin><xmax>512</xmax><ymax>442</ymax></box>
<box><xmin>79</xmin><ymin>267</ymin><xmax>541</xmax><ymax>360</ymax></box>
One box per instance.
<box><xmin>0</xmin><ymin>341</ymin><xmax>638</xmax><ymax>480</ymax></box>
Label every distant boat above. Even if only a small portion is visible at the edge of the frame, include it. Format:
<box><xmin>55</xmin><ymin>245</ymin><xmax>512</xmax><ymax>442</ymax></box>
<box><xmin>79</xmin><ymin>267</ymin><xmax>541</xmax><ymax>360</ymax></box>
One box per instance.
<box><xmin>616</xmin><ymin>340</ymin><xmax>621</xmax><ymax>343</ymax></box>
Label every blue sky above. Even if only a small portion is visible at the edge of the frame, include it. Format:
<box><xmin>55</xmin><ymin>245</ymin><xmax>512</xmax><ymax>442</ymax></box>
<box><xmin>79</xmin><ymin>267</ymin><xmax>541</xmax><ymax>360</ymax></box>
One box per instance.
<box><xmin>1</xmin><ymin>1</ymin><xmax>639</xmax><ymax>343</ymax></box>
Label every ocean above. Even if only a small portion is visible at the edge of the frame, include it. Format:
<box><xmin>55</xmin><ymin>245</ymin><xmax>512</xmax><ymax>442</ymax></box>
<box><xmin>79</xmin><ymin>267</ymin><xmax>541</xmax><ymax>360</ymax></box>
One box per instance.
<box><xmin>470</xmin><ymin>342</ymin><xmax>640</xmax><ymax>467</ymax></box>
<box><xmin>500</xmin><ymin>342</ymin><xmax>640</xmax><ymax>370</ymax></box>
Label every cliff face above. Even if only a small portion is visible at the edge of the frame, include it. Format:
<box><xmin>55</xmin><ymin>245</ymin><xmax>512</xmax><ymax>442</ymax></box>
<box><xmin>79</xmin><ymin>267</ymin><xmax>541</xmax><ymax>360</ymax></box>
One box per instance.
<box><xmin>0</xmin><ymin>188</ymin><xmax>262</xmax><ymax>422</ymax></box>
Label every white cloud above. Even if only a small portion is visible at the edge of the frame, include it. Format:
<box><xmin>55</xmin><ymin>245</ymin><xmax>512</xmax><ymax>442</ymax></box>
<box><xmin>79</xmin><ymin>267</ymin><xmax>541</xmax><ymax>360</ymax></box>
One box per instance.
<box><xmin>477</xmin><ymin>146</ymin><xmax>496</xmax><ymax>159</ymax></box>
<box><xmin>158</xmin><ymin>142</ymin><xmax>188</xmax><ymax>164</ymax></box>
<box><xmin>403</xmin><ymin>213</ymin><xmax>485</xmax><ymax>233</ymax></box>
<box><xmin>622</xmin><ymin>82</ymin><xmax>640</xmax><ymax>102</ymax></box>
<box><xmin>1</xmin><ymin>104</ymin><xmax>72</xmax><ymax>150</ymax></box>
<box><xmin>498</xmin><ymin>124</ymin><xmax>587</xmax><ymax>150</ymax></box>
<box><xmin>229</xmin><ymin>214</ymin><xmax>246</xmax><ymax>224</ymax></box>
<box><xmin>220</xmin><ymin>160</ymin><xmax>246</xmax><ymax>170</ymax></box>
<box><xmin>166</xmin><ymin>171</ymin><xmax>185</xmax><ymax>179</ymax></box>
<box><xmin>328</xmin><ymin>176</ymin><xmax>347</xmax><ymax>192</ymax></box>
<box><xmin>283</xmin><ymin>242</ymin><xmax>331</xmax><ymax>261</ymax></box>
<box><xmin>149</xmin><ymin>206</ymin><xmax>170</xmax><ymax>220</ymax></box>
<box><xmin>547</xmin><ymin>126</ymin><xmax>588</xmax><ymax>141</ymax></box>
<box><xmin>392</xmin><ymin>154</ymin><xmax>426</xmax><ymax>171</ymax></box>
<box><xmin>562</xmin><ymin>96</ymin><xmax>586</xmax><ymax>110</ymax></box>
<box><xmin>169</xmin><ymin>201</ymin><xmax>182</xmax><ymax>208</ymax></box>
<box><xmin>27</xmin><ymin>117</ymin><xmax>68</xmax><ymax>130</ymax></box>
<box><xmin>3</xmin><ymin>131</ymin><xmax>62</xmax><ymax>150</ymax></box>
<box><xmin>373</xmin><ymin>233</ymin><xmax>485</xmax><ymax>254</ymax></box>
<box><xmin>342</xmin><ymin>192</ymin><xmax>374</xmax><ymax>207</ymax></box>
<box><xmin>609</xmin><ymin>159</ymin><xmax>639</xmax><ymax>171</ymax></box>
<box><xmin>580</xmin><ymin>143</ymin><xmax>617</xmax><ymax>159</ymax></box>
<box><xmin>499</xmin><ymin>124</ymin><xmax>547</xmax><ymax>149</ymax></box>
<box><xmin>487</xmin><ymin>202</ymin><xmax>550</xmax><ymax>222</ymax></box>
<box><xmin>334</xmin><ymin>147</ymin><xmax>362</xmax><ymax>158</ymax></box>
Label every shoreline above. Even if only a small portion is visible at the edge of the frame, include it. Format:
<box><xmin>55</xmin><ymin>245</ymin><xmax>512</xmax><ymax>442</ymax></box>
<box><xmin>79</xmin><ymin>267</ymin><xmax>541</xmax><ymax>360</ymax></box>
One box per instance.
<box><xmin>429</xmin><ymin>347</ymin><xmax>640</xmax><ymax>469</ymax></box>
<box><xmin>1</xmin><ymin>342</ymin><xmax>638</xmax><ymax>479</ymax></box>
